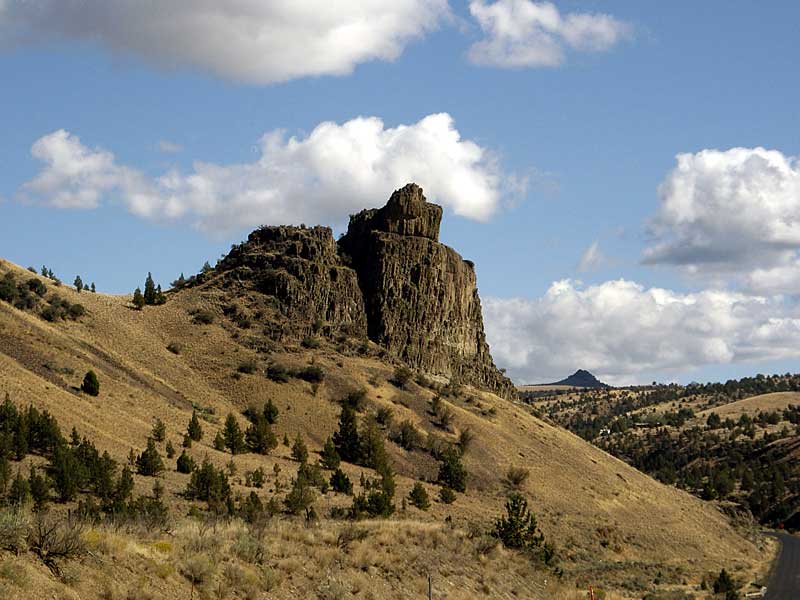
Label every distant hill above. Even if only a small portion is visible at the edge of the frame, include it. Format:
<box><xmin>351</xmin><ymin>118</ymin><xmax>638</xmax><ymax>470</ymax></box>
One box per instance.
<box><xmin>552</xmin><ymin>369</ymin><xmax>609</xmax><ymax>388</ymax></box>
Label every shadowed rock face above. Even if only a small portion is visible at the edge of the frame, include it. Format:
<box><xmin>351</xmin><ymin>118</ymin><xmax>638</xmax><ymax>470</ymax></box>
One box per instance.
<box><xmin>218</xmin><ymin>184</ymin><xmax>515</xmax><ymax>398</ymax></box>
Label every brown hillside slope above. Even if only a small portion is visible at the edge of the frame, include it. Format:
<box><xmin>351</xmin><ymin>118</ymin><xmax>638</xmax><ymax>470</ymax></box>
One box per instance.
<box><xmin>698</xmin><ymin>391</ymin><xmax>800</xmax><ymax>419</ymax></box>
<box><xmin>0</xmin><ymin>258</ymin><xmax>772</xmax><ymax>598</ymax></box>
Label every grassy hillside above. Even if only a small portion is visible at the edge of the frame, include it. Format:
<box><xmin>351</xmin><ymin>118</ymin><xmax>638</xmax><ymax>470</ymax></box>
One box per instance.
<box><xmin>0</xmin><ymin>258</ymin><xmax>774</xmax><ymax>599</ymax></box>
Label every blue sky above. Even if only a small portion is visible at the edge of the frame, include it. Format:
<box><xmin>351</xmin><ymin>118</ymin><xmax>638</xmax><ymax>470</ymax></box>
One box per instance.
<box><xmin>2</xmin><ymin>1</ymin><xmax>800</xmax><ymax>385</ymax></box>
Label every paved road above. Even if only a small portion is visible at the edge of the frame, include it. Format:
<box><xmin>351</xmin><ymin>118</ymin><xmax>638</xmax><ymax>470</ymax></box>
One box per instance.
<box><xmin>765</xmin><ymin>532</ymin><xmax>800</xmax><ymax>599</ymax></box>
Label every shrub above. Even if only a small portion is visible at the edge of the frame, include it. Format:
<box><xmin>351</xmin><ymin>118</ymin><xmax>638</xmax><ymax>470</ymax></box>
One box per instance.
<box><xmin>81</xmin><ymin>370</ymin><xmax>100</xmax><ymax>396</ymax></box>
<box><xmin>266</xmin><ymin>364</ymin><xmax>290</xmax><ymax>383</ymax></box>
<box><xmin>395</xmin><ymin>420</ymin><xmax>424</xmax><ymax>451</ymax></box>
<box><xmin>67</xmin><ymin>304</ymin><xmax>86</xmax><ymax>319</ymax></box>
<box><xmin>296</xmin><ymin>365</ymin><xmax>325</xmax><ymax>383</ymax></box>
<box><xmin>376</xmin><ymin>407</ymin><xmax>394</xmax><ymax>428</ymax></box>
<box><xmin>26</xmin><ymin>278</ymin><xmax>46</xmax><ymax>297</ymax></box>
<box><xmin>28</xmin><ymin>514</ymin><xmax>87</xmax><ymax>574</ymax></box>
<box><xmin>392</xmin><ymin>366</ymin><xmax>413</xmax><ymax>387</ymax></box>
<box><xmin>238</xmin><ymin>359</ymin><xmax>257</xmax><ymax>374</ymax></box>
<box><xmin>340</xmin><ymin>388</ymin><xmax>367</xmax><ymax>411</ymax></box>
<box><xmin>438</xmin><ymin>486</ymin><xmax>456</xmax><ymax>504</ymax></box>
<box><xmin>505</xmin><ymin>466</ymin><xmax>530</xmax><ymax>489</ymax></box>
<box><xmin>408</xmin><ymin>482</ymin><xmax>430</xmax><ymax>510</ymax></box>
<box><xmin>192</xmin><ymin>310</ymin><xmax>215</xmax><ymax>325</ymax></box>
<box><xmin>301</xmin><ymin>337</ymin><xmax>320</xmax><ymax>349</ymax></box>
<box><xmin>0</xmin><ymin>509</ymin><xmax>29</xmax><ymax>553</ymax></box>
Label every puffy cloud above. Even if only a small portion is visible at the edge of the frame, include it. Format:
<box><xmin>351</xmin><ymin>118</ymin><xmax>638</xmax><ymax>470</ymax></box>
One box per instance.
<box><xmin>19</xmin><ymin>114</ymin><xmax>513</xmax><ymax>232</ymax></box>
<box><xmin>577</xmin><ymin>240</ymin><xmax>608</xmax><ymax>272</ymax></box>
<box><xmin>467</xmin><ymin>0</ymin><xmax>630</xmax><ymax>68</ymax></box>
<box><xmin>644</xmin><ymin>147</ymin><xmax>800</xmax><ymax>293</ymax></box>
<box><xmin>0</xmin><ymin>0</ymin><xmax>449</xmax><ymax>84</ymax></box>
<box><xmin>483</xmin><ymin>279</ymin><xmax>800</xmax><ymax>384</ymax></box>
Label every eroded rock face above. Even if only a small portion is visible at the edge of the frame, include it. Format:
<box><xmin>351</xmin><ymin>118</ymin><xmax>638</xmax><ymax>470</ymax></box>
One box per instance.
<box><xmin>216</xmin><ymin>184</ymin><xmax>515</xmax><ymax>398</ymax></box>
<box><xmin>340</xmin><ymin>184</ymin><xmax>514</xmax><ymax>398</ymax></box>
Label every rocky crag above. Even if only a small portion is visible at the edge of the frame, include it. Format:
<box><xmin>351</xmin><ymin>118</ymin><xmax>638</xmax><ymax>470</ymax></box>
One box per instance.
<box><xmin>215</xmin><ymin>184</ymin><xmax>515</xmax><ymax>399</ymax></box>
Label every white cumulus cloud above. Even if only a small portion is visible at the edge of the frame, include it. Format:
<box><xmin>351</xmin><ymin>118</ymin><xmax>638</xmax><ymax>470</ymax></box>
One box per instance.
<box><xmin>484</xmin><ymin>279</ymin><xmax>800</xmax><ymax>384</ymax></box>
<box><xmin>19</xmin><ymin>114</ymin><xmax>514</xmax><ymax>233</ymax></box>
<box><xmin>644</xmin><ymin>147</ymin><xmax>800</xmax><ymax>294</ymax></box>
<box><xmin>468</xmin><ymin>0</ymin><xmax>630</xmax><ymax>68</ymax></box>
<box><xmin>0</xmin><ymin>0</ymin><xmax>449</xmax><ymax>84</ymax></box>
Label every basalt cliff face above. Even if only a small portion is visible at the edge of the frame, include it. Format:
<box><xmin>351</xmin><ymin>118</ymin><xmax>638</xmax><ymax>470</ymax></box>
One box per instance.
<box><xmin>217</xmin><ymin>184</ymin><xmax>515</xmax><ymax>398</ymax></box>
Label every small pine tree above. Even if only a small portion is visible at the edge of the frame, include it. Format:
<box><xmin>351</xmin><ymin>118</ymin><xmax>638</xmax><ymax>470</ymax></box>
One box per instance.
<box><xmin>143</xmin><ymin>272</ymin><xmax>156</xmax><ymax>305</ymax></box>
<box><xmin>437</xmin><ymin>446</ymin><xmax>467</xmax><ymax>492</ymax></box>
<box><xmin>213</xmin><ymin>432</ymin><xmax>226</xmax><ymax>451</ymax></box>
<box><xmin>263</xmin><ymin>398</ymin><xmax>279</xmax><ymax>424</ymax></box>
<box><xmin>187</xmin><ymin>410</ymin><xmax>203</xmax><ymax>441</ymax></box>
<box><xmin>319</xmin><ymin>437</ymin><xmax>340</xmax><ymax>470</ymax></box>
<box><xmin>152</xmin><ymin>418</ymin><xmax>166</xmax><ymax>442</ymax></box>
<box><xmin>223</xmin><ymin>414</ymin><xmax>246</xmax><ymax>455</ymax></box>
<box><xmin>292</xmin><ymin>434</ymin><xmax>308</xmax><ymax>463</ymax></box>
<box><xmin>81</xmin><ymin>370</ymin><xmax>100</xmax><ymax>396</ymax></box>
<box><xmin>492</xmin><ymin>493</ymin><xmax>545</xmax><ymax>551</ymax></box>
<box><xmin>90</xmin><ymin>282</ymin><xmax>96</xmax><ymax>293</ymax></box>
<box><xmin>283</xmin><ymin>433</ymin><xmax>290</xmax><ymax>446</ymax></box>
<box><xmin>136</xmin><ymin>438</ymin><xmax>165</xmax><ymax>476</ymax></box>
<box><xmin>73</xmin><ymin>275</ymin><xmax>83</xmax><ymax>292</ymax></box>
<box><xmin>132</xmin><ymin>287</ymin><xmax>145</xmax><ymax>310</ymax></box>
<box><xmin>408</xmin><ymin>482</ymin><xmax>430</xmax><ymax>510</ymax></box>
<box><xmin>182</xmin><ymin>434</ymin><xmax>193</xmax><ymax>448</ymax></box>
<box><xmin>165</xmin><ymin>440</ymin><xmax>175</xmax><ymax>458</ymax></box>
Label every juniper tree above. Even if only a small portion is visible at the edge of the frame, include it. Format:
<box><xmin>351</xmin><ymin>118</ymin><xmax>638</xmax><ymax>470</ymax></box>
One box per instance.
<box><xmin>143</xmin><ymin>272</ymin><xmax>156</xmax><ymax>305</ymax></box>
<box><xmin>263</xmin><ymin>398</ymin><xmax>279</xmax><ymax>425</ymax></box>
<box><xmin>408</xmin><ymin>482</ymin><xmax>430</xmax><ymax>510</ymax></box>
<box><xmin>187</xmin><ymin>410</ymin><xmax>203</xmax><ymax>441</ymax></box>
<box><xmin>176</xmin><ymin>450</ymin><xmax>195</xmax><ymax>474</ymax></box>
<box><xmin>9</xmin><ymin>470</ymin><xmax>30</xmax><ymax>506</ymax></box>
<box><xmin>152</xmin><ymin>418</ymin><xmax>166</xmax><ymax>442</ymax></box>
<box><xmin>319</xmin><ymin>437</ymin><xmax>340</xmax><ymax>470</ymax></box>
<box><xmin>291</xmin><ymin>434</ymin><xmax>308</xmax><ymax>463</ymax></box>
<box><xmin>136</xmin><ymin>438</ymin><xmax>165</xmax><ymax>476</ymax></box>
<box><xmin>333</xmin><ymin>405</ymin><xmax>360</xmax><ymax>463</ymax></box>
<box><xmin>81</xmin><ymin>370</ymin><xmax>100</xmax><ymax>396</ymax></box>
<box><xmin>132</xmin><ymin>287</ymin><xmax>145</xmax><ymax>310</ymax></box>
<box><xmin>73</xmin><ymin>276</ymin><xmax>83</xmax><ymax>292</ymax></box>
<box><xmin>90</xmin><ymin>282</ymin><xmax>96</xmax><ymax>293</ymax></box>
<box><xmin>223</xmin><ymin>413</ymin><xmax>246</xmax><ymax>455</ymax></box>
<box><xmin>28</xmin><ymin>466</ymin><xmax>50</xmax><ymax>512</ymax></box>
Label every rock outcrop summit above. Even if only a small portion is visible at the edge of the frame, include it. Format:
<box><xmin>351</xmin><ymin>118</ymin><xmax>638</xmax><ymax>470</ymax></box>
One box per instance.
<box><xmin>216</xmin><ymin>184</ymin><xmax>515</xmax><ymax>398</ymax></box>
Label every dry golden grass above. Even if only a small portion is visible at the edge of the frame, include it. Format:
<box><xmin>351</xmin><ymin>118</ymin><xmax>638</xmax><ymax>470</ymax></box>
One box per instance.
<box><xmin>697</xmin><ymin>391</ymin><xmax>800</xmax><ymax>418</ymax></box>
<box><xmin>0</xmin><ymin>258</ymin><xmax>776</xmax><ymax>597</ymax></box>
